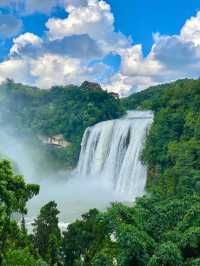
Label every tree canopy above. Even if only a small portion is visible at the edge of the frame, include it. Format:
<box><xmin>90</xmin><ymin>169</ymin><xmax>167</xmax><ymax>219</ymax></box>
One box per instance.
<box><xmin>1</xmin><ymin>78</ymin><xmax>200</xmax><ymax>265</ymax></box>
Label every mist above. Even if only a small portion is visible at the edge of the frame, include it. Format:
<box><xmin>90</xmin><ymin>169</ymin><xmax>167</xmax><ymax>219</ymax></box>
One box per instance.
<box><xmin>0</xmin><ymin>126</ymin><xmax>125</xmax><ymax>227</ymax></box>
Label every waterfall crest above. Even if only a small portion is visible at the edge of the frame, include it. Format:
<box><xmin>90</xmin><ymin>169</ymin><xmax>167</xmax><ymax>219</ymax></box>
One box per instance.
<box><xmin>77</xmin><ymin>111</ymin><xmax>154</xmax><ymax>201</ymax></box>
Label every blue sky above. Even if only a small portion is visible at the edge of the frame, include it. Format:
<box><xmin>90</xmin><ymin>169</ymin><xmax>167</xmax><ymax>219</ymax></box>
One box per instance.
<box><xmin>108</xmin><ymin>0</ymin><xmax>200</xmax><ymax>54</ymax></box>
<box><xmin>0</xmin><ymin>0</ymin><xmax>200</xmax><ymax>95</ymax></box>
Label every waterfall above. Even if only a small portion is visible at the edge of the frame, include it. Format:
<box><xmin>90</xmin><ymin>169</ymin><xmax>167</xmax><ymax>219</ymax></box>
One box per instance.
<box><xmin>77</xmin><ymin>111</ymin><xmax>154</xmax><ymax>201</ymax></box>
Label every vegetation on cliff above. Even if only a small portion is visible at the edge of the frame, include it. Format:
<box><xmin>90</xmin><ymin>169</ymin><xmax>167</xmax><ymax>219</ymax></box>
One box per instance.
<box><xmin>58</xmin><ymin>78</ymin><xmax>200</xmax><ymax>265</ymax></box>
<box><xmin>124</xmin><ymin>78</ymin><xmax>200</xmax><ymax>196</ymax></box>
<box><xmin>0</xmin><ymin>79</ymin><xmax>124</xmax><ymax>171</ymax></box>
<box><xmin>1</xmin><ymin>78</ymin><xmax>200</xmax><ymax>265</ymax></box>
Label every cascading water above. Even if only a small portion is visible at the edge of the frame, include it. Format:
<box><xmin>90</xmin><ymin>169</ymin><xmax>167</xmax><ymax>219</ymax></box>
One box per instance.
<box><xmin>0</xmin><ymin>111</ymin><xmax>153</xmax><ymax>225</ymax></box>
<box><xmin>77</xmin><ymin>111</ymin><xmax>154</xmax><ymax>201</ymax></box>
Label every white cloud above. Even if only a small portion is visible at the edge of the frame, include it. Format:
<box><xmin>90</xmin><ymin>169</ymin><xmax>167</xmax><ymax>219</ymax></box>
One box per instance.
<box><xmin>46</xmin><ymin>0</ymin><xmax>130</xmax><ymax>53</ymax></box>
<box><xmin>46</xmin><ymin>34</ymin><xmax>103</xmax><ymax>59</ymax></box>
<box><xmin>30</xmin><ymin>54</ymin><xmax>81</xmax><ymax>88</ymax></box>
<box><xmin>1</xmin><ymin>1</ymin><xmax>200</xmax><ymax>95</ymax></box>
<box><xmin>152</xmin><ymin>34</ymin><xmax>200</xmax><ymax>69</ymax></box>
<box><xmin>105</xmin><ymin>10</ymin><xmax>200</xmax><ymax>95</ymax></box>
<box><xmin>181</xmin><ymin>11</ymin><xmax>200</xmax><ymax>46</ymax></box>
<box><xmin>104</xmin><ymin>72</ymin><xmax>156</xmax><ymax>96</ymax></box>
<box><xmin>10</xmin><ymin>33</ymin><xmax>43</xmax><ymax>56</ymax></box>
<box><xmin>10</xmin><ymin>32</ymin><xmax>103</xmax><ymax>60</ymax></box>
<box><xmin>119</xmin><ymin>45</ymin><xmax>163</xmax><ymax>77</ymax></box>
<box><xmin>0</xmin><ymin>58</ymin><xmax>32</xmax><ymax>84</ymax></box>
<box><xmin>47</xmin><ymin>0</ymin><xmax>113</xmax><ymax>40</ymax></box>
<box><xmin>0</xmin><ymin>0</ymin><xmax>131</xmax><ymax>93</ymax></box>
<box><xmin>0</xmin><ymin>52</ymin><xmax>112</xmax><ymax>89</ymax></box>
<box><xmin>44</xmin><ymin>1</ymin><xmax>200</xmax><ymax>95</ymax></box>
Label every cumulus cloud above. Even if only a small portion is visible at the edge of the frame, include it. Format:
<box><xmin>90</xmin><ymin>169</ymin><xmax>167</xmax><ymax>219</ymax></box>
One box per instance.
<box><xmin>0</xmin><ymin>58</ymin><xmax>32</xmax><ymax>84</ymax></box>
<box><xmin>10</xmin><ymin>33</ymin><xmax>43</xmax><ymax>56</ymax></box>
<box><xmin>104</xmin><ymin>10</ymin><xmax>200</xmax><ymax>95</ymax></box>
<box><xmin>104</xmin><ymin>72</ymin><xmax>156</xmax><ymax>96</ymax></box>
<box><xmin>30</xmin><ymin>54</ymin><xmax>82</xmax><ymax>88</ymax></box>
<box><xmin>153</xmin><ymin>35</ymin><xmax>200</xmax><ymax>69</ymax></box>
<box><xmin>46</xmin><ymin>34</ymin><xmax>103</xmax><ymax>59</ymax></box>
<box><xmin>30</xmin><ymin>54</ymin><xmax>112</xmax><ymax>88</ymax></box>
<box><xmin>0</xmin><ymin>14</ymin><xmax>22</xmax><ymax>38</ymax></box>
<box><xmin>46</xmin><ymin>0</ymin><xmax>130</xmax><ymax>53</ymax></box>
<box><xmin>0</xmin><ymin>51</ymin><xmax>112</xmax><ymax>89</ymax></box>
<box><xmin>47</xmin><ymin>0</ymin><xmax>113</xmax><ymax>39</ymax></box>
<box><xmin>40</xmin><ymin>2</ymin><xmax>200</xmax><ymax>94</ymax></box>
<box><xmin>119</xmin><ymin>45</ymin><xmax>163</xmax><ymax>77</ymax></box>
<box><xmin>10</xmin><ymin>32</ymin><xmax>103</xmax><ymax>60</ymax></box>
<box><xmin>181</xmin><ymin>11</ymin><xmax>200</xmax><ymax>46</ymax></box>
<box><xmin>1</xmin><ymin>0</ymin><xmax>200</xmax><ymax>95</ymax></box>
<box><xmin>0</xmin><ymin>0</ymin><xmax>131</xmax><ymax>92</ymax></box>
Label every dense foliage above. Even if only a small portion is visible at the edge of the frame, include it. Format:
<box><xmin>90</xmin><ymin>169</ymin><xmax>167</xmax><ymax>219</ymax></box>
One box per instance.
<box><xmin>33</xmin><ymin>201</ymin><xmax>62</xmax><ymax>265</ymax></box>
<box><xmin>58</xmin><ymin>78</ymin><xmax>200</xmax><ymax>265</ymax></box>
<box><xmin>1</xmin><ymin>78</ymin><xmax>200</xmax><ymax>265</ymax></box>
<box><xmin>0</xmin><ymin>160</ymin><xmax>40</xmax><ymax>264</ymax></box>
<box><xmin>2</xmin><ymin>158</ymin><xmax>200</xmax><ymax>265</ymax></box>
<box><xmin>0</xmin><ymin>80</ymin><xmax>124</xmax><ymax>170</ymax></box>
<box><xmin>124</xmin><ymin>78</ymin><xmax>200</xmax><ymax>196</ymax></box>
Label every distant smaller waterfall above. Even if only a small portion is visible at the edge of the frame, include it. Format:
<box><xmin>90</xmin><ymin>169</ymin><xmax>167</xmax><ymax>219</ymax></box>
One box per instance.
<box><xmin>77</xmin><ymin>111</ymin><xmax>154</xmax><ymax>201</ymax></box>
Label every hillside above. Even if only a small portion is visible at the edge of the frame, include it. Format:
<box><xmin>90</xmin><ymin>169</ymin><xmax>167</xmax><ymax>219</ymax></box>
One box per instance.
<box><xmin>0</xmin><ymin>79</ymin><xmax>125</xmax><ymax>172</ymax></box>
<box><xmin>59</xmin><ymin>78</ymin><xmax>200</xmax><ymax>266</ymax></box>
<box><xmin>124</xmin><ymin>78</ymin><xmax>200</xmax><ymax>196</ymax></box>
<box><xmin>1</xmin><ymin>78</ymin><xmax>200</xmax><ymax>265</ymax></box>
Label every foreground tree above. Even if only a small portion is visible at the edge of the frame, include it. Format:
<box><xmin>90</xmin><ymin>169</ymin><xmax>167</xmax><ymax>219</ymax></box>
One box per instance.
<box><xmin>62</xmin><ymin>209</ymin><xmax>107</xmax><ymax>266</ymax></box>
<box><xmin>33</xmin><ymin>201</ymin><xmax>61</xmax><ymax>265</ymax></box>
<box><xmin>148</xmin><ymin>242</ymin><xmax>183</xmax><ymax>266</ymax></box>
<box><xmin>2</xmin><ymin>248</ymin><xmax>48</xmax><ymax>266</ymax></box>
<box><xmin>0</xmin><ymin>160</ymin><xmax>39</xmax><ymax>263</ymax></box>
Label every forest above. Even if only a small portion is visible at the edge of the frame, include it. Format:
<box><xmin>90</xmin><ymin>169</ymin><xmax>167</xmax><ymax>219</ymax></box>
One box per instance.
<box><xmin>0</xmin><ymin>78</ymin><xmax>200</xmax><ymax>265</ymax></box>
<box><xmin>0</xmin><ymin>79</ymin><xmax>124</xmax><ymax>171</ymax></box>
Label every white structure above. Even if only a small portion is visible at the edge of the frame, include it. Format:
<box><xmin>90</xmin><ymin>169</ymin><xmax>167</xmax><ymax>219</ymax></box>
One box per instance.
<box><xmin>38</xmin><ymin>134</ymin><xmax>70</xmax><ymax>148</ymax></box>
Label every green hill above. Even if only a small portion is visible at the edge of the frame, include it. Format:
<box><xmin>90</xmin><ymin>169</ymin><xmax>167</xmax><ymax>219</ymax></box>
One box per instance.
<box><xmin>124</xmin><ymin>78</ymin><xmax>200</xmax><ymax>196</ymax></box>
<box><xmin>0</xmin><ymin>79</ymin><xmax>124</xmax><ymax>172</ymax></box>
<box><xmin>1</xmin><ymin>78</ymin><xmax>200</xmax><ymax>265</ymax></box>
<box><xmin>48</xmin><ymin>77</ymin><xmax>200</xmax><ymax>266</ymax></box>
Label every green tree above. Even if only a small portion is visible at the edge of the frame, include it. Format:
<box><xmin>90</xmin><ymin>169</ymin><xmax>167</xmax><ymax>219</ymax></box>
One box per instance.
<box><xmin>180</xmin><ymin>227</ymin><xmax>200</xmax><ymax>259</ymax></box>
<box><xmin>62</xmin><ymin>209</ymin><xmax>107</xmax><ymax>266</ymax></box>
<box><xmin>116</xmin><ymin>224</ymin><xmax>155</xmax><ymax>266</ymax></box>
<box><xmin>91</xmin><ymin>248</ymin><xmax>115</xmax><ymax>266</ymax></box>
<box><xmin>33</xmin><ymin>201</ymin><xmax>61</xmax><ymax>265</ymax></box>
<box><xmin>2</xmin><ymin>248</ymin><xmax>48</xmax><ymax>266</ymax></box>
<box><xmin>0</xmin><ymin>160</ymin><xmax>39</xmax><ymax>262</ymax></box>
<box><xmin>148</xmin><ymin>242</ymin><xmax>183</xmax><ymax>266</ymax></box>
